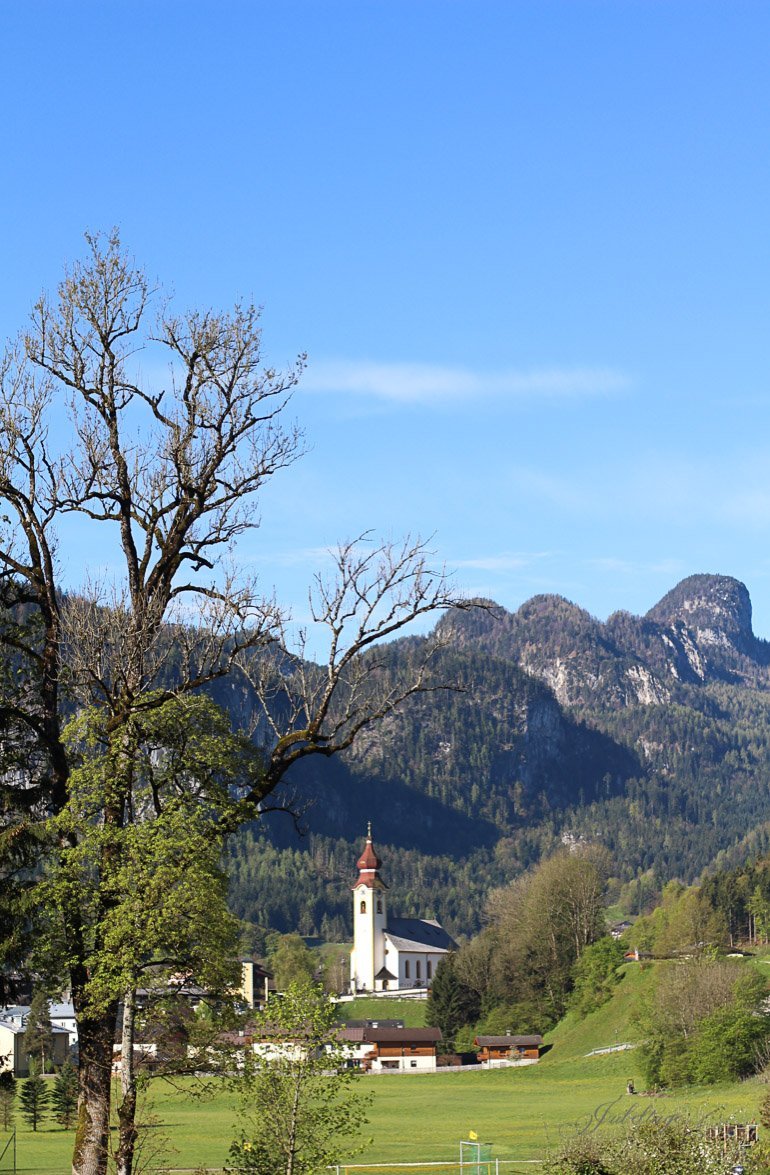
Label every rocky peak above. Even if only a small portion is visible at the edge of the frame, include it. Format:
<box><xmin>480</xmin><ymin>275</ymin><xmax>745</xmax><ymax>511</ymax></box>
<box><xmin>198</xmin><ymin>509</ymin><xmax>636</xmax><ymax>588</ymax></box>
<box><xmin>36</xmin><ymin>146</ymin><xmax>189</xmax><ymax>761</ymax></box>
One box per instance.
<box><xmin>433</xmin><ymin>599</ymin><xmax>506</xmax><ymax>648</ymax></box>
<box><xmin>646</xmin><ymin>574</ymin><xmax>755</xmax><ymax>655</ymax></box>
<box><xmin>435</xmin><ymin>575</ymin><xmax>768</xmax><ymax>709</ymax></box>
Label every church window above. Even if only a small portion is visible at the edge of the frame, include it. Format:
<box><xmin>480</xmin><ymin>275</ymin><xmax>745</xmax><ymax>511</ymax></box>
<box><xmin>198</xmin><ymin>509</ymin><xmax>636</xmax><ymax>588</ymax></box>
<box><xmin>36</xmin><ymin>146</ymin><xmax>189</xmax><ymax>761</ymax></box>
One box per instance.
<box><xmin>360</xmin><ymin>900</ymin><xmax>366</xmax><ymax>914</ymax></box>
<box><xmin>405</xmin><ymin>960</ymin><xmax>410</xmax><ymax>979</ymax></box>
<box><xmin>376</xmin><ymin>898</ymin><xmax>383</xmax><ymax>913</ymax></box>
<box><xmin>427</xmin><ymin>961</ymin><xmax>432</xmax><ymax>980</ymax></box>
<box><xmin>416</xmin><ymin>960</ymin><xmax>421</xmax><ymax>980</ymax></box>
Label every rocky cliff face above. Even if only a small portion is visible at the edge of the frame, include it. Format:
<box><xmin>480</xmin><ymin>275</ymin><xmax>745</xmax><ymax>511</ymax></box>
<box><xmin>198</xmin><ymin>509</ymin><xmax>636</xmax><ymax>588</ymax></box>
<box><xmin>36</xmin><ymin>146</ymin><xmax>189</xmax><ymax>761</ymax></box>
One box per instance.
<box><xmin>230</xmin><ymin>573</ymin><xmax>770</xmax><ymax>938</ymax></box>
<box><xmin>436</xmin><ymin>594</ymin><xmax>664</xmax><ymax>708</ymax></box>
<box><xmin>647</xmin><ymin>574</ymin><xmax>754</xmax><ymax>647</ymax></box>
<box><xmin>437</xmin><ymin>574</ymin><xmax>770</xmax><ymax>708</ymax></box>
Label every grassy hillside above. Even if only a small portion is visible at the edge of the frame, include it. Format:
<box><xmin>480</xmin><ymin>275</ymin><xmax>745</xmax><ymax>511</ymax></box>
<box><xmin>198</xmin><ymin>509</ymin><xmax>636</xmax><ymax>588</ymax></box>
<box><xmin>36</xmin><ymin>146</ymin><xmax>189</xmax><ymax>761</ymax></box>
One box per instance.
<box><xmin>543</xmin><ymin>960</ymin><xmax>650</xmax><ymax>1065</ymax></box>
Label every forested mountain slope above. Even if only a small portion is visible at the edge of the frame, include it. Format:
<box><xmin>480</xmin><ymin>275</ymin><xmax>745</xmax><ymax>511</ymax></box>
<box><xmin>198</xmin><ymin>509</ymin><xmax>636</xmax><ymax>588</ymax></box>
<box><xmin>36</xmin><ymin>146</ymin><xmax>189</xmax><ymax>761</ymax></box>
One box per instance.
<box><xmin>227</xmin><ymin>574</ymin><xmax>770</xmax><ymax>943</ymax></box>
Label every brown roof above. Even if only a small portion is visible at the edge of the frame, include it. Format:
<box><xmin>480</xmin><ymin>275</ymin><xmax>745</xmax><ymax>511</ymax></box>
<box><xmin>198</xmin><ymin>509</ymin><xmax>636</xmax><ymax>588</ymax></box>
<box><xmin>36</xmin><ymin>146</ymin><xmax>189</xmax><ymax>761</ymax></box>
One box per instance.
<box><xmin>339</xmin><ymin>1026</ymin><xmax>442</xmax><ymax>1044</ymax></box>
<box><xmin>356</xmin><ymin>833</ymin><xmax>382</xmax><ymax>873</ymax></box>
<box><xmin>339</xmin><ymin>1027</ymin><xmax>367</xmax><ymax>1042</ymax></box>
<box><xmin>475</xmin><ymin>1035</ymin><xmax>543</xmax><ymax>1048</ymax></box>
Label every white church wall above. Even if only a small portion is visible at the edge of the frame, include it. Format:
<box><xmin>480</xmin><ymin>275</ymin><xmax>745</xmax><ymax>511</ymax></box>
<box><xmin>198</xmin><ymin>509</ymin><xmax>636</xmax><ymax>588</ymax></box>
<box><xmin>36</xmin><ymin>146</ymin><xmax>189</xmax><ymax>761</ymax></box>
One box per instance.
<box><xmin>398</xmin><ymin>952</ymin><xmax>444</xmax><ymax>989</ymax></box>
<box><xmin>350</xmin><ymin>880</ymin><xmax>388</xmax><ymax>991</ymax></box>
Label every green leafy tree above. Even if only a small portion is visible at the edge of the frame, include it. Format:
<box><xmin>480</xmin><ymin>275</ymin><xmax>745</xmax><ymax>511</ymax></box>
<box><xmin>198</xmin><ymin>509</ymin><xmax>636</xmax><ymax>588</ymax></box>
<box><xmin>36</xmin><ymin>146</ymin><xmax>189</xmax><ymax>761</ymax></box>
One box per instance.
<box><xmin>454</xmin><ymin>931</ymin><xmax>497</xmax><ymax>1013</ymax></box>
<box><xmin>484</xmin><ymin>846</ymin><xmax>610</xmax><ymax>1021</ymax></box>
<box><xmin>227</xmin><ymin>982</ymin><xmax>371</xmax><ymax>1175</ymax></box>
<box><xmin>750</xmin><ymin>885</ymin><xmax>770</xmax><ymax>944</ymax></box>
<box><xmin>51</xmin><ymin>1058</ymin><xmax>79</xmax><ymax>1129</ymax></box>
<box><xmin>24</xmin><ymin>987</ymin><xmax>55</xmax><ymax>1073</ymax></box>
<box><xmin>654</xmin><ymin>887</ymin><xmax>727</xmax><ymax>957</ymax></box>
<box><xmin>688</xmin><ymin>1003</ymin><xmax>770</xmax><ymax>1084</ymax></box>
<box><xmin>474</xmin><ymin>999</ymin><xmax>551</xmax><ymax>1037</ymax></box>
<box><xmin>19</xmin><ymin>1060</ymin><xmax>50</xmax><ymax>1132</ymax></box>
<box><xmin>568</xmin><ymin>936</ymin><xmax>625</xmax><ymax>1017</ymax></box>
<box><xmin>637</xmin><ymin>956</ymin><xmax>769</xmax><ymax>1086</ymax></box>
<box><xmin>0</xmin><ymin>1071</ymin><xmax>15</xmax><ymax>1131</ymax></box>
<box><xmin>425</xmin><ymin>954</ymin><xmax>480</xmax><ymax>1051</ymax></box>
<box><xmin>41</xmin><ymin>697</ymin><xmax>252</xmax><ymax>1175</ymax></box>
<box><xmin>268</xmin><ymin>935</ymin><xmax>317</xmax><ymax>992</ymax></box>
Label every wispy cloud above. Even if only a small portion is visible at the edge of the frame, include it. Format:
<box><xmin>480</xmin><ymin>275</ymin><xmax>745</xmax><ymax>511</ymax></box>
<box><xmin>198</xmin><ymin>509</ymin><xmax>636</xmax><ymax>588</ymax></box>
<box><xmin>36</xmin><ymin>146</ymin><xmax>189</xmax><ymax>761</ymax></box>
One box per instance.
<box><xmin>301</xmin><ymin>359</ymin><xmax>632</xmax><ymax>405</ymax></box>
<box><xmin>585</xmin><ymin>556</ymin><xmax>686</xmax><ymax>577</ymax></box>
<box><xmin>452</xmin><ymin>551</ymin><xmax>554</xmax><ymax>573</ymax></box>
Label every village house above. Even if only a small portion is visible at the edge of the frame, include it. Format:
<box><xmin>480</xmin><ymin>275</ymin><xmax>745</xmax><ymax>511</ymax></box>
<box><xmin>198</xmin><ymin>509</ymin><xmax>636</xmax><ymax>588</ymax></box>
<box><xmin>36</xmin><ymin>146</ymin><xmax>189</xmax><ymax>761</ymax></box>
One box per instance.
<box><xmin>474</xmin><ymin>1034</ymin><xmax>543</xmax><ymax>1066</ymax></box>
<box><xmin>239</xmin><ymin>961</ymin><xmax>274</xmax><ymax>1009</ymax></box>
<box><xmin>349</xmin><ymin>826</ymin><xmax>456</xmax><ymax>993</ymax></box>
<box><xmin>338</xmin><ymin>1025</ymin><xmax>443</xmax><ymax>1071</ymax></box>
<box><xmin>0</xmin><ymin>1010</ymin><xmax>69</xmax><ymax>1076</ymax></box>
<box><xmin>48</xmin><ymin>1001</ymin><xmax>78</xmax><ymax>1050</ymax></box>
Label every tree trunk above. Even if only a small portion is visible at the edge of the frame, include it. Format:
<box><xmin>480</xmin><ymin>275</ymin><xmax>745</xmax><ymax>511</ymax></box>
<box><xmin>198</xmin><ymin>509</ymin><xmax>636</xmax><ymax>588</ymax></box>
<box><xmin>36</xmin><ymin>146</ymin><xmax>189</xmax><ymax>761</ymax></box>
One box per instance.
<box><xmin>115</xmin><ymin>989</ymin><xmax>137</xmax><ymax>1175</ymax></box>
<box><xmin>71</xmin><ymin>1003</ymin><xmax>119</xmax><ymax>1175</ymax></box>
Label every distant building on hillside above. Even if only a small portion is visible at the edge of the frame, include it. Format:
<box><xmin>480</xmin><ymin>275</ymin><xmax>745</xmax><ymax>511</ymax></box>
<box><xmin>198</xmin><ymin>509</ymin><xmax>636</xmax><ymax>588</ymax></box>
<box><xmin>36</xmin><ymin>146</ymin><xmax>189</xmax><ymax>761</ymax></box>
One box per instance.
<box><xmin>610</xmin><ymin>921</ymin><xmax>632</xmax><ymax>939</ymax></box>
<box><xmin>349</xmin><ymin>826</ymin><xmax>456</xmax><ymax>993</ymax></box>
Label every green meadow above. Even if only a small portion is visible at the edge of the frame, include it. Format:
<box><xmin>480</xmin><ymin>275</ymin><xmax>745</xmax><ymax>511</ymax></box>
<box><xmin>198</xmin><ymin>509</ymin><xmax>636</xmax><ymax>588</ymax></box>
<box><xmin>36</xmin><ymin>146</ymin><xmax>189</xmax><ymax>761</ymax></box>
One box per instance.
<box><xmin>6</xmin><ymin>967</ymin><xmax>765</xmax><ymax>1172</ymax></box>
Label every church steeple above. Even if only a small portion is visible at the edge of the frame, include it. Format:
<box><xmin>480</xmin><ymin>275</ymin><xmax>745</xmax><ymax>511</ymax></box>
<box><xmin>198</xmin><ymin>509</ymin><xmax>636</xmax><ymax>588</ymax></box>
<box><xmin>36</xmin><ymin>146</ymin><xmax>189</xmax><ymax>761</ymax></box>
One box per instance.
<box><xmin>350</xmin><ymin>824</ymin><xmax>388</xmax><ymax>993</ymax></box>
<box><xmin>355</xmin><ymin>823</ymin><xmax>383</xmax><ymax>887</ymax></box>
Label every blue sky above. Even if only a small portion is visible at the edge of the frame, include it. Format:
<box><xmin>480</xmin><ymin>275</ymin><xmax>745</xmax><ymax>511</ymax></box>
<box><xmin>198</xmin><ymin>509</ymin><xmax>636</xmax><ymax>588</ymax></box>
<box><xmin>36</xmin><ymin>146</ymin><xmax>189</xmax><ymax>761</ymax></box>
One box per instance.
<box><xmin>3</xmin><ymin>1</ymin><xmax>770</xmax><ymax>643</ymax></box>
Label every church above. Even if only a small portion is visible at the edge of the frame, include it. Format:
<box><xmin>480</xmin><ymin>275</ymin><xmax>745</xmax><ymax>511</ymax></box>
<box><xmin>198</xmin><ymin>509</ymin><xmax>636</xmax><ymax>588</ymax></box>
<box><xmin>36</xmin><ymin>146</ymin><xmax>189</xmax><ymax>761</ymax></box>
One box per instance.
<box><xmin>349</xmin><ymin>826</ymin><xmax>457</xmax><ymax>993</ymax></box>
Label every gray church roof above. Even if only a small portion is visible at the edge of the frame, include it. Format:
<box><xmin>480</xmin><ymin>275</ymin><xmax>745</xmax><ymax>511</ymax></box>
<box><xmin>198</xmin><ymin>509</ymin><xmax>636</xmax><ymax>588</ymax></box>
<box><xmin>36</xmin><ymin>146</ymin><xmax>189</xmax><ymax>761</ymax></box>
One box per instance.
<box><xmin>384</xmin><ymin>918</ymin><xmax>457</xmax><ymax>953</ymax></box>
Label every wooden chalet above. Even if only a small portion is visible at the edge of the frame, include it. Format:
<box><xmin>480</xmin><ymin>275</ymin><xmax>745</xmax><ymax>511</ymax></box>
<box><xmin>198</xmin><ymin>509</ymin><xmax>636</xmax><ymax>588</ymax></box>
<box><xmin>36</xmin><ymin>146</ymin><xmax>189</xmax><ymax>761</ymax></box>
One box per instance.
<box><xmin>474</xmin><ymin>1034</ymin><xmax>543</xmax><ymax>1065</ymax></box>
<box><xmin>339</xmin><ymin>1025</ymin><xmax>442</xmax><ymax>1072</ymax></box>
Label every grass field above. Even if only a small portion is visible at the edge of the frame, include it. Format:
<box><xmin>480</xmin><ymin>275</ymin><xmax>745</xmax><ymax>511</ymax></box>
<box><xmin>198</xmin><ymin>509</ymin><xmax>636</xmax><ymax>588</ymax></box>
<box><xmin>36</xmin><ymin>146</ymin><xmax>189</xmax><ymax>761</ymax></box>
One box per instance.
<box><xmin>6</xmin><ymin>965</ymin><xmax>765</xmax><ymax>1172</ymax></box>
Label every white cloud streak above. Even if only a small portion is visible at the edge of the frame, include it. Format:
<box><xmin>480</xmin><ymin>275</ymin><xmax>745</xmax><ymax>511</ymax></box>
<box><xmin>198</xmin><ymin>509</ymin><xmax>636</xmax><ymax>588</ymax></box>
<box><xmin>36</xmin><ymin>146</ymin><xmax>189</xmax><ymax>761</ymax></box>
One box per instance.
<box><xmin>452</xmin><ymin>551</ymin><xmax>554</xmax><ymax>573</ymax></box>
<box><xmin>585</xmin><ymin>556</ymin><xmax>686</xmax><ymax>577</ymax></box>
<box><xmin>301</xmin><ymin>359</ymin><xmax>632</xmax><ymax>404</ymax></box>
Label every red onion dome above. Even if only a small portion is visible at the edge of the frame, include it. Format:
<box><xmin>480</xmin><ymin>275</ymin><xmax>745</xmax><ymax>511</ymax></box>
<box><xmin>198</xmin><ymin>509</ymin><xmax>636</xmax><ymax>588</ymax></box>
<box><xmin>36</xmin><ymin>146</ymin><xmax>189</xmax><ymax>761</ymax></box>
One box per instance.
<box><xmin>356</xmin><ymin>835</ymin><xmax>381</xmax><ymax>872</ymax></box>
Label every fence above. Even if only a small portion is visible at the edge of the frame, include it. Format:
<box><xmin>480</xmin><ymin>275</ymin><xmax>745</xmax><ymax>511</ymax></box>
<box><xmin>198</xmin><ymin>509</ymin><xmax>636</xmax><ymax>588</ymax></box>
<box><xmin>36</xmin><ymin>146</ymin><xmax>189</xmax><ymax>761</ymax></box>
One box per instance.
<box><xmin>0</xmin><ymin>1132</ymin><xmax>15</xmax><ymax>1174</ymax></box>
<box><xmin>153</xmin><ymin>1163</ymin><xmax>546</xmax><ymax>1174</ymax></box>
<box><xmin>333</xmin><ymin>1161</ymin><xmax>544</xmax><ymax>1175</ymax></box>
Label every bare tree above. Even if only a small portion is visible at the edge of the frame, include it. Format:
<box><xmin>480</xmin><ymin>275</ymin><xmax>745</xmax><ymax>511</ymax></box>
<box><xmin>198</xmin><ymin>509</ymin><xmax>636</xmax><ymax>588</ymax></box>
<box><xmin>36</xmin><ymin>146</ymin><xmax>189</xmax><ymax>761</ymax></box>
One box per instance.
<box><xmin>0</xmin><ymin>232</ymin><xmax>463</xmax><ymax>1175</ymax></box>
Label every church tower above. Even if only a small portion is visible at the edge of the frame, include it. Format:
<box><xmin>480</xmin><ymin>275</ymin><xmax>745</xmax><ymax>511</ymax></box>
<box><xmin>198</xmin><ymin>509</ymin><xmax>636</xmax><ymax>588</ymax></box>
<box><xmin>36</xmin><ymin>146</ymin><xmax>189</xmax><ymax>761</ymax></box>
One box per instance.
<box><xmin>349</xmin><ymin>824</ymin><xmax>388</xmax><ymax>992</ymax></box>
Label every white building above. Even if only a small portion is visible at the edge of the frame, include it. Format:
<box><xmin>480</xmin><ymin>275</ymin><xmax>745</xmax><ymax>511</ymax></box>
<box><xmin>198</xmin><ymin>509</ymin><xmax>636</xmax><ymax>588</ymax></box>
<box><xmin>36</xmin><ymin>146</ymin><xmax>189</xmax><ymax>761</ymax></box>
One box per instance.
<box><xmin>349</xmin><ymin>826</ymin><xmax>456</xmax><ymax>993</ymax></box>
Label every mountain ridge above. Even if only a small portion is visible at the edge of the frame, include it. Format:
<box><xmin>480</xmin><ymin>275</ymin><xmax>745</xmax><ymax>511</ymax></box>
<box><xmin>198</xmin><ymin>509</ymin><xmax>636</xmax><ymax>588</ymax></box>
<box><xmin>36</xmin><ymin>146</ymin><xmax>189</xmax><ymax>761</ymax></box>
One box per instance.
<box><xmin>228</xmin><ymin>573</ymin><xmax>770</xmax><ymax>944</ymax></box>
